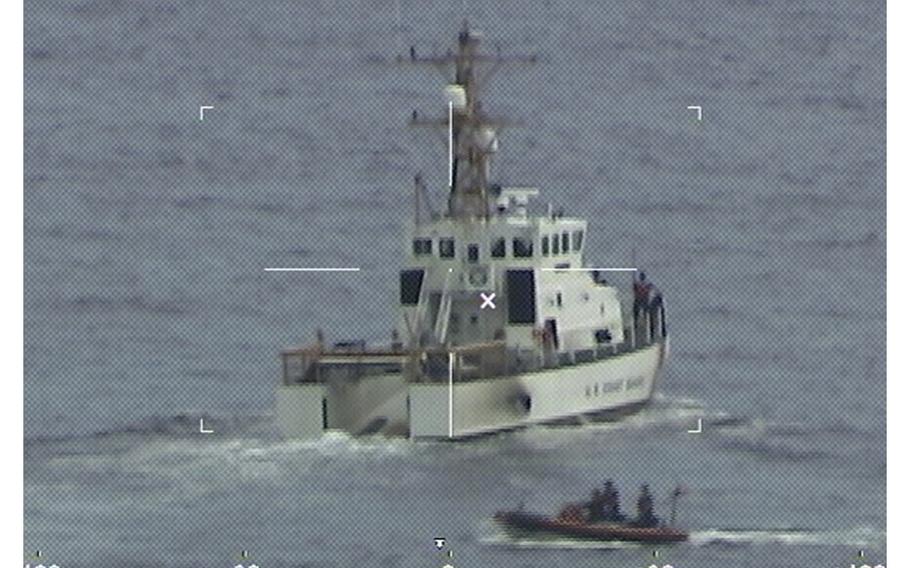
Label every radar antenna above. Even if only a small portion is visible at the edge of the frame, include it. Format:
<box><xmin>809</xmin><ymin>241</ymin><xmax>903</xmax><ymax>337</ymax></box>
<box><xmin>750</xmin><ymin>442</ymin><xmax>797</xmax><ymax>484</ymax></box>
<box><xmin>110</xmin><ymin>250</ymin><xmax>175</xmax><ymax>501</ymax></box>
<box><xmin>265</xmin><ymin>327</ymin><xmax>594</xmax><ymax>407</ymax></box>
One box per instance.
<box><xmin>400</xmin><ymin>21</ymin><xmax>537</xmax><ymax>219</ymax></box>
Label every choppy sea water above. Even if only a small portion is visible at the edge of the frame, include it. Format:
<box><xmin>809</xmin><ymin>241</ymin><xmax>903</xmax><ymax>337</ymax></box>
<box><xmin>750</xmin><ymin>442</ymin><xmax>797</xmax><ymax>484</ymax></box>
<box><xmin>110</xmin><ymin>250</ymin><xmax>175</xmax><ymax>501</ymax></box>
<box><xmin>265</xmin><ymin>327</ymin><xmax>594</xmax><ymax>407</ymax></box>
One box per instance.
<box><xmin>24</xmin><ymin>0</ymin><xmax>885</xmax><ymax>566</ymax></box>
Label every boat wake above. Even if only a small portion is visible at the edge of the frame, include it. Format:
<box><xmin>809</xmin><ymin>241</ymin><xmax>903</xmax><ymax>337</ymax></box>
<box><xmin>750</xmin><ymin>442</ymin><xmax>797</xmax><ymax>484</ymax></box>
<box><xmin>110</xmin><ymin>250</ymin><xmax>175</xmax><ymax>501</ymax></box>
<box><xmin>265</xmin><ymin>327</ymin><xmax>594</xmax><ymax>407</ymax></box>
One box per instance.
<box><xmin>480</xmin><ymin>526</ymin><xmax>884</xmax><ymax>551</ymax></box>
<box><xmin>479</xmin><ymin>532</ymin><xmax>643</xmax><ymax>550</ymax></box>
<box><xmin>689</xmin><ymin>526</ymin><xmax>884</xmax><ymax>548</ymax></box>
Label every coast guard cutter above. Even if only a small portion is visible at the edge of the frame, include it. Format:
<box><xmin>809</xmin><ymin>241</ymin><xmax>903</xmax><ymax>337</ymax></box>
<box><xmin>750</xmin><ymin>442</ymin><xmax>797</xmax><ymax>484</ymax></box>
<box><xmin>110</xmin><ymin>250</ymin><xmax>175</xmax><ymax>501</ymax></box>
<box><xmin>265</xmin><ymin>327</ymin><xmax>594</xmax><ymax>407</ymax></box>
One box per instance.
<box><xmin>276</xmin><ymin>24</ymin><xmax>669</xmax><ymax>439</ymax></box>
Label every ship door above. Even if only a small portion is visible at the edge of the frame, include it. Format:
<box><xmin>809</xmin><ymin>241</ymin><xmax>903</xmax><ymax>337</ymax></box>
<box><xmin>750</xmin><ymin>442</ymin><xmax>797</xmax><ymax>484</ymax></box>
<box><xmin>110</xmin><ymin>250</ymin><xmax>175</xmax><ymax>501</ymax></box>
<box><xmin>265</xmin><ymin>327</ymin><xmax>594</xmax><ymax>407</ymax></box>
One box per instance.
<box><xmin>544</xmin><ymin>318</ymin><xmax>559</xmax><ymax>351</ymax></box>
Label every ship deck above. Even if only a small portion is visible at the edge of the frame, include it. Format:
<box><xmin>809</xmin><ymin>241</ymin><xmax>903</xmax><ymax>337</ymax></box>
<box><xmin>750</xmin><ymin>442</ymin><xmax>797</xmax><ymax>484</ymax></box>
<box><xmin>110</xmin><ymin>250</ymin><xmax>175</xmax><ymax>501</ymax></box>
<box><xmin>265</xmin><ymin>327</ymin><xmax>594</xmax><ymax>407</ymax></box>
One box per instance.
<box><xmin>281</xmin><ymin>328</ymin><xmax>665</xmax><ymax>386</ymax></box>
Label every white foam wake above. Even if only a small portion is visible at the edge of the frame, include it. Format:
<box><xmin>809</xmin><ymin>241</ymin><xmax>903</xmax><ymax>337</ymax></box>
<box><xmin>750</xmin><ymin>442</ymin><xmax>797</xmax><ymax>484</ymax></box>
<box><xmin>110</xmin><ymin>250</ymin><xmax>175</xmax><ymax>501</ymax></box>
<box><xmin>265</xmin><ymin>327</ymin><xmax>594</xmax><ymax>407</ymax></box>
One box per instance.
<box><xmin>689</xmin><ymin>526</ymin><xmax>884</xmax><ymax>548</ymax></box>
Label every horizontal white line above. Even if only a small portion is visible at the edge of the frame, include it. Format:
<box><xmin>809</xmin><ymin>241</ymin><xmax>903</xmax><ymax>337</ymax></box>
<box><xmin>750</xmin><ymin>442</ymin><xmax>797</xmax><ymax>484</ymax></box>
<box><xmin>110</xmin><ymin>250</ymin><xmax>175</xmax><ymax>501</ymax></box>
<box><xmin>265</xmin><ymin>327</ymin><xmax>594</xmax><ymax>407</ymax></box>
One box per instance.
<box><xmin>541</xmin><ymin>267</ymin><xmax>638</xmax><ymax>272</ymax></box>
<box><xmin>263</xmin><ymin>267</ymin><xmax>361</xmax><ymax>272</ymax></box>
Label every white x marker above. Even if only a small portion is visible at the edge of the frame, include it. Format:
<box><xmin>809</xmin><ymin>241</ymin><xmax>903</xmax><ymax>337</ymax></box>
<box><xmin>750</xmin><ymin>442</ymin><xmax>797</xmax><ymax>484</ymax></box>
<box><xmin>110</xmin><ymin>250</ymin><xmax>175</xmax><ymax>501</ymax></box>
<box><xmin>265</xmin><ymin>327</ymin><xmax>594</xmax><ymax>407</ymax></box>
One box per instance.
<box><xmin>480</xmin><ymin>292</ymin><xmax>496</xmax><ymax>309</ymax></box>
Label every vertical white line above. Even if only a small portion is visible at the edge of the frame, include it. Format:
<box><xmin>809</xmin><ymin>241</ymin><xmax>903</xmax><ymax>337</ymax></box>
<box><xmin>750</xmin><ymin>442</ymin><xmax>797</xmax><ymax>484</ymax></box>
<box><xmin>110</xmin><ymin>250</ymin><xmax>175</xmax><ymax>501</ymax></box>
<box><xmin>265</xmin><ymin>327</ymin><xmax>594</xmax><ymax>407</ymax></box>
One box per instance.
<box><xmin>448</xmin><ymin>351</ymin><xmax>454</xmax><ymax>438</ymax></box>
<box><xmin>448</xmin><ymin>100</ymin><xmax>454</xmax><ymax>189</ymax></box>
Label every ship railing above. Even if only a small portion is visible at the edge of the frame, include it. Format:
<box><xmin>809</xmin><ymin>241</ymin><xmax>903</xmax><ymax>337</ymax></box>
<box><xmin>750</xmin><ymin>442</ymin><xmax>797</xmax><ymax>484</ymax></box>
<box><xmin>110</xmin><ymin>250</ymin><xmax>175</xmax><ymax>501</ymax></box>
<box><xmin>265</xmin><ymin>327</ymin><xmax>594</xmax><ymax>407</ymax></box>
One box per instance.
<box><xmin>283</xmin><ymin>331</ymin><xmax>665</xmax><ymax>385</ymax></box>
<box><xmin>414</xmin><ymin>338</ymin><xmax>659</xmax><ymax>383</ymax></box>
<box><xmin>280</xmin><ymin>343</ymin><xmax>409</xmax><ymax>385</ymax></box>
<box><xmin>411</xmin><ymin>341</ymin><xmax>510</xmax><ymax>382</ymax></box>
<box><xmin>630</xmin><ymin>303</ymin><xmax>667</xmax><ymax>347</ymax></box>
<box><xmin>442</xmin><ymin>342</ymin><xmax>601</xmax><ymax>381</ymax></box>
<box><xmin>282</xmin><ymin>340</ymin><xmax>509</xmax><ymax>385</ymax></box>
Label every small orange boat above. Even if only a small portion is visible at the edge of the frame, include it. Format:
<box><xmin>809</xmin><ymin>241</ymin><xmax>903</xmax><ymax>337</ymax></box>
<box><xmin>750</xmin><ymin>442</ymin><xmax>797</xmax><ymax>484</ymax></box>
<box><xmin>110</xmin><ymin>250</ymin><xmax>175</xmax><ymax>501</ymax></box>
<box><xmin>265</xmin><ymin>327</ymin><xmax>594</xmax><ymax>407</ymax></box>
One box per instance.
<box><xmin>494</xmin><ymin>483</ymin><xmax>689</xmax><ymax>544</ymax></box>
<box><xmin>493</xmin><ymin>510</ymin><xmax>689</xmax><ymax>543</ymax></box>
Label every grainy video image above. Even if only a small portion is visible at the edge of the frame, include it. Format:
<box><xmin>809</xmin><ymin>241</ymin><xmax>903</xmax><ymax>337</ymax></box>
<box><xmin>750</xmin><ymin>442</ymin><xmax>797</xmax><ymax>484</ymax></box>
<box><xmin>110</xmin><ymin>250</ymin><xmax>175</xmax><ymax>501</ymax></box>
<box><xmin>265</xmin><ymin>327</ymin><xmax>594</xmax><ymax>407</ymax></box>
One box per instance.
<box><xmin>25</xmin><ymin>1</ymin><xmax>885</xmax><ymax>567</ymax></box>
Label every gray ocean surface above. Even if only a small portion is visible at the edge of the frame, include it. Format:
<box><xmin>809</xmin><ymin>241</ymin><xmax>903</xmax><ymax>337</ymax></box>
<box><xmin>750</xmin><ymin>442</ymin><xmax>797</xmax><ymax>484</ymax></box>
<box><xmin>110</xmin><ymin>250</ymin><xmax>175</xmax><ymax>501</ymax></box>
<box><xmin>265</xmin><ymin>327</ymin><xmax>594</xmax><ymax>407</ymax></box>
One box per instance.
<box><xmin>24</xmin><ymin>0</ymin><xmax>886</xmax><ymax>566</ymax></box>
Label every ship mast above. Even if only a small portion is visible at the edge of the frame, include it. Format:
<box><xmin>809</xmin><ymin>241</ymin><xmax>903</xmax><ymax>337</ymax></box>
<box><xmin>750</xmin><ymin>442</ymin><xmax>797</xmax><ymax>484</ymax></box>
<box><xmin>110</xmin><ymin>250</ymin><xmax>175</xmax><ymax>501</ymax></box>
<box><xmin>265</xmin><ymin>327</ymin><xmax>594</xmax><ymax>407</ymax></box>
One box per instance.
<box><xmin>405</xmin><ymin>21</ymin><xmax>536</xmax><ymax>220</ymax></box>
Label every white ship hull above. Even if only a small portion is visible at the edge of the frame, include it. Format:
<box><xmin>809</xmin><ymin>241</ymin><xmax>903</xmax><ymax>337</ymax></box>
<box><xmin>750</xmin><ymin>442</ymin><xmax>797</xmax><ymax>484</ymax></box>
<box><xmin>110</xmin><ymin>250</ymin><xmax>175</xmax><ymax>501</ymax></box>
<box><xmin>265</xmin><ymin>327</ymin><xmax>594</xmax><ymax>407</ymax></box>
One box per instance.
<box><xmin>276</xmin><ymin>339</ymin><xmax>668</xmax><ymax>439</ymax></box>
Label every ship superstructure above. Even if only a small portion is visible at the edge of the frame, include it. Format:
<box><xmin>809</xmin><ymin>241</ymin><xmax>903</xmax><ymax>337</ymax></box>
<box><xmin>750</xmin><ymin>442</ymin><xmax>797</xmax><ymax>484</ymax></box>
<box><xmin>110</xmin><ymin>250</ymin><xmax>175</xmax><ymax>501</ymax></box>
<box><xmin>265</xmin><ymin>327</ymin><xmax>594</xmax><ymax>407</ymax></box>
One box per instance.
<box><xmin>276</xmin><ymin>24</ymin><xmax>668</xmax><ymax>439</ymax></box>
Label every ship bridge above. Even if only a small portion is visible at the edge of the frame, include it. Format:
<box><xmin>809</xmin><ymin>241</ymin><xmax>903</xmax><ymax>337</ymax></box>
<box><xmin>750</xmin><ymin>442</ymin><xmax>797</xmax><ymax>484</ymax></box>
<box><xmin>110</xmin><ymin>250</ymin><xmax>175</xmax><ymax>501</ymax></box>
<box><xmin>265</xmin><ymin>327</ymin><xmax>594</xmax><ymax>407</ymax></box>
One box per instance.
<box><xmin>399</xmin><ymin>186</ymin><xmax>629</xmax><ymax>355</ymax></box>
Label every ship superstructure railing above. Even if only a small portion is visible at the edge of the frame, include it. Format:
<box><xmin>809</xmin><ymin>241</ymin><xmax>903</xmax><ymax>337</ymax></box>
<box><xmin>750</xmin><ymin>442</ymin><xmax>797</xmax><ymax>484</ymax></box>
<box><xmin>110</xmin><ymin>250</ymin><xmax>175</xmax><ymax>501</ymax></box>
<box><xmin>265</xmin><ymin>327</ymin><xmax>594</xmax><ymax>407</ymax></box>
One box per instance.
<box><xmin>281</xmin><ymin>317</ymin><xmax>667</xmax><ymax>386</ymax></box>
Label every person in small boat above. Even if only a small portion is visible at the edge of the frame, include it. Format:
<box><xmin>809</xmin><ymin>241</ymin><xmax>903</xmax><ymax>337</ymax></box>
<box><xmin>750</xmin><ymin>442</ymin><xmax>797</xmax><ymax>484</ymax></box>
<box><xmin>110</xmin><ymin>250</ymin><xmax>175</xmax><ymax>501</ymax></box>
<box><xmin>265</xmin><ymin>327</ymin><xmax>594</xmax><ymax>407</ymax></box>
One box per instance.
<box><xmin>635</xmin><ymin>484</ymin><xmax>661</xmax><ymax>528</ymax></box>
<box><xmin>585</xmin><ymin>488</ymin><xmax>605</xmax><ymax>522</ymax></box>
<box><xmin>557</xmin><ymin>503</ymin><xmax>585</xmax><ymax>523</ymax></box>
<box><xmin>601</xmin><ymin>480</ymin><xmax>626</xmax><ymax>523</ymax></box>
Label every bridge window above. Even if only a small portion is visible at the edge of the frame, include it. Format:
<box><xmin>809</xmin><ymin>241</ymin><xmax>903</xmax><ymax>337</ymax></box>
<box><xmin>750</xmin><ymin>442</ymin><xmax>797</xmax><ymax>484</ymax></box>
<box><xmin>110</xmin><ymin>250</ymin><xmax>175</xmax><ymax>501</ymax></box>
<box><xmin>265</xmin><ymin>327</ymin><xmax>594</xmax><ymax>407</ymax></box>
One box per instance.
<box><xmin>439</xmin><ymin>238</ymin><xmax>455</xmax><ymax>258</ymax></box>
<box><xmin>491</xmin><ymin>237</ymin><xmax>506</xmax><ymax>258</ymax></box>
<box><xmin>413</xmin><ymin>238</ymin><xmax>432</xmax><ymax>256</ymax></box>
<box><xmin>572</xmin><ymin>230</ymin><xmax>584</xmax><ymax>251</ymax></box>
<box><xmin>541</xmin><ymin>235</ymin><xmax>550</xmax><ymax>256</ymax></box>
<box><xmin>561</xmin><ymin>232</ymin><xmax>570</xmax><ymax>254</ymax></box>
<box><xmin>513</xmin><ymin>237</ymin><xmax>534</xmax><ymax>258</ymax></box>
<box><xmin>467</xmin><ymin>244</ymin><xmax>479</xmax><ymax>263</ymax></box>
<box><xmin>550</xmin><ymin>234</ymin><xmax>559</xmax><ymax>255</ymax></box>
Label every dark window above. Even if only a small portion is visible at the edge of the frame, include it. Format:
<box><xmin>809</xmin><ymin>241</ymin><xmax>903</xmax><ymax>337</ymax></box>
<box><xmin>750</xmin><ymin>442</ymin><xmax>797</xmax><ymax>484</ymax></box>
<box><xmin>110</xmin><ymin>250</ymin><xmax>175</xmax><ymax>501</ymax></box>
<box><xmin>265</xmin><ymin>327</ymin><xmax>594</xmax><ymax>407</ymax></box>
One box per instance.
<box><xmin>572</xmin><ymin>230</ymin><xmax>584</xmax><ymax>251</ymax></box>
<box><xmin>556</xmin><ymin>292</ymin><xmax>563</xmax><ymax>307</ymax></box>
<box><xmin>413</xmin><ymin>238</ymin><xmax>432</xmax><ymax>256</ymax></box>
<box><xmin>513</xmin><ymin>237</ymin><xmax>534</xmax><ymax>258</ymax></box>
<box><xmin>541</xmin><ymin>235</ymin><xmax>550</xmax><ymax>256</ymax></box>
<box><xmin>439</xmin><ymin>238</ymin><xmax>455</xmax><ymax>258</ymax></box>
<box><xmin>506</xmin><ymin>270</ymin><xmax>537</xmax><ymax>324</ymax></box>
<box><xmin>491</xmin><ymin>237</ymin><xmax>506</xmax><ymax>258</ymax></box>
<box><xmin>561</xmin><ymin>232</ymin><xmax>570</xmax><ymax>253</ymax></box>
<box><xmin>399</xmin><ymin>269</ymin><xmax>424</xmax><ymax>305</ymax></box>
<box><xmin>551</xmin><ymin>234</ymin><xmax>559</xmax><ymax>255</ymax></box>
<box><xmin>467</xmin><ymin>244</ymin><xmax>479</xmax><ymax>263</ymax></box>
